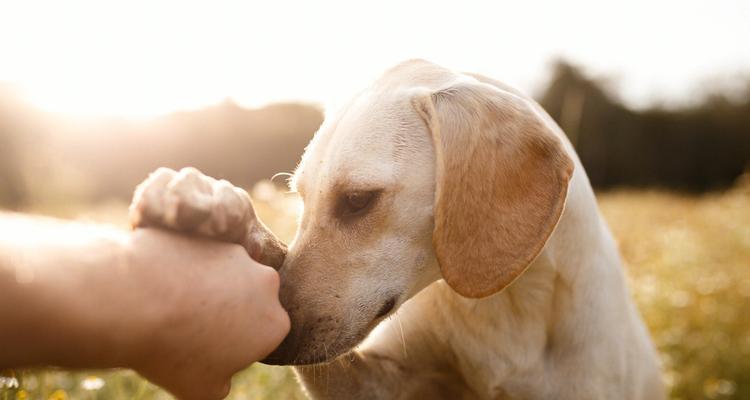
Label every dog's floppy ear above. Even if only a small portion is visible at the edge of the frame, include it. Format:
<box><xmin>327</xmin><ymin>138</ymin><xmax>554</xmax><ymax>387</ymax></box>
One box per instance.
<box><xmin>412</xmin><ymin>81</ymin><xmax>574</xmax><ymax>298</ymax></box>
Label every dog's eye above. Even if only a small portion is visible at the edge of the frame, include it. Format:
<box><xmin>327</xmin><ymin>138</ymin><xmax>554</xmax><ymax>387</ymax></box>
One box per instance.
<box><xmin>347</xmin><ymin>192</ymin><xmax>372</xmax><ymax>210</ymax></box>
<box><xmin>339</xmin><ymin>190</ymin><xmax>380</xmax><ymax>217</ymax></box>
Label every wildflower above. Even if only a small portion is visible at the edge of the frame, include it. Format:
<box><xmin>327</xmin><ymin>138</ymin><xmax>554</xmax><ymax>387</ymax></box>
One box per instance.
<box><xmin>704</xmin><ymin>377</ymin><xmax>737</xmax><ymax>398</ymax></box>
<box><xmin>0</xmin><ymin>376</ymin><xmax>19</xmax><ymax>389</ymax></box>
<box><xmin>48</xmin><ymin>389</ymin><xmax>68</xmax><ymax>400</ymax></box>
<box><xmin>81</xmin><ymin>376</ymin><xmax>105</xmax><ymax>391</ymax></box>
<box><xmin>16</xmin><ymin>390</ymin><xmax>29</xmax><ymax>400</ymax></box>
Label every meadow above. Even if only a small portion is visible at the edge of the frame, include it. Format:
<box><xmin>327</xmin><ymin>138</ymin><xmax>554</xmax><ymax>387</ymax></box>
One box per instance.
<box><xmin>2</xmin><ymin>178</ymin><xmax>749</xmax><ymax>400</ymax></box>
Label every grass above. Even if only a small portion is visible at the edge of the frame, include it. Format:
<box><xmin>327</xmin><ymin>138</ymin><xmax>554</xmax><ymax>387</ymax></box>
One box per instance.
<box><xmin>600</xmin><ymin>182</ymin><xmax>750</xmax><ymax>399</ymax></box>
<box><xmin>2</xmin><ymin>179</ymin><xmax>749</xmax><ymax>399</ymax></box>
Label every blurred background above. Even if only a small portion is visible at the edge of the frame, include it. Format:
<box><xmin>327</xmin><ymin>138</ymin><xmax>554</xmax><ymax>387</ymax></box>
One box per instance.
<box><xmin>0</xmin><ymin>0</ymin><xmax>748</xmax><ymax>399</ymax></box>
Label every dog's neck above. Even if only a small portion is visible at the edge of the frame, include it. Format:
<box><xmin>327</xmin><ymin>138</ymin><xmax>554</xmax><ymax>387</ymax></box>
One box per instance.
<box><xmin>408</xmin><ymin>167</ymin><xmax>635</xmax><ymax>397</ymax></box>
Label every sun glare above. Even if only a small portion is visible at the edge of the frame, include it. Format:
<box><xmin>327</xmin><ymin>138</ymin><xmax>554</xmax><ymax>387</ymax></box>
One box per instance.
<box><xmin>0</xmin><ymin>0</ymin><xmax>748</xmax><ymax>118</ymax></box>
<box><xmin>20</xmin><ymin>80</ymin><xmax>229</xmax><ymax>119</ymax></box>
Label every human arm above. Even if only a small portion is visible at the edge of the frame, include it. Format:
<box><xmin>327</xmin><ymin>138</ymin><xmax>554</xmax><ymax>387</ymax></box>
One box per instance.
<box><xmin>0</xmin><ymin>213</ymin><xmax>289</xmax><ymax>400</ymax></box>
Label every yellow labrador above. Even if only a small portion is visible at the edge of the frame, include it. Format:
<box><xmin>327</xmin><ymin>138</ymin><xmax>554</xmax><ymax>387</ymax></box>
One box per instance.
<box><xmin>130</xmin><ymin>60</ymin><xmax>664</xmax><ymax>399</ymax></box>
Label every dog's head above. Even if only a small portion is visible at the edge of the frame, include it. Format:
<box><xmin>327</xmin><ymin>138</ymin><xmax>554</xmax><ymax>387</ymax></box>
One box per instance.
<box><xmin>263</xmin><ymin>60</ymin><xmax>574</xmax><ymax>365</ymax></box>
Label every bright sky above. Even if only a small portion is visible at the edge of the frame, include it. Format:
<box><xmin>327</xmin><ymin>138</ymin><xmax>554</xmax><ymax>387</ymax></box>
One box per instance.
<box><xmin>0</xmin><ymin>0</ymin><xmax>748</xmax><ymax>117</ymax></box>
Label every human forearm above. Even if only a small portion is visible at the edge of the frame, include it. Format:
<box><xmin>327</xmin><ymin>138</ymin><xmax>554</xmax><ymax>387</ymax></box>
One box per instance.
<box><xmin>0</xmin><ymin>213</ymin><xmax>289</xmax><ymax>399</ymax></box>
<box><xmin>0</xmin><ymin>213</ymin><xmax>135</xmax><ymax>369</ymax></box>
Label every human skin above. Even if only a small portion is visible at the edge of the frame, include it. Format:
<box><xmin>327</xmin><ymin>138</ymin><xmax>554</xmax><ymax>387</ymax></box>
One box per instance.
<box><xmin>0</xmin><ymin>213</ymin><xmax>290</xmax><ymax>400</ymax></box>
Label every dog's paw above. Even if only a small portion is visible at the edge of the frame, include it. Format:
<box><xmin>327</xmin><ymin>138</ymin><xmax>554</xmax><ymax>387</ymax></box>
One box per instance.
<box><xmin>129</xmin><ymin>167</ymin><xmax>253</xmax><ymax>241</ymax></box>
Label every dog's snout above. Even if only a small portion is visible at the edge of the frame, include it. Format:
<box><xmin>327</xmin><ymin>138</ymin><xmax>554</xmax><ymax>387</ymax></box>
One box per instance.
<box><xmin>260</xmin><ymin>317</ymin><xmax>342</xmax><ymax>365</ymax></box>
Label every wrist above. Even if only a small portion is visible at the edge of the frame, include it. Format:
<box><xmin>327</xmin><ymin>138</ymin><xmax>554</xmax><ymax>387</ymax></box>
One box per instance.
<box><xmin>113</xmin><ymin>230</ymin><xmax>191</xmax><ymax>373</ymax></box>
<box><xmin>102</xmin><ymin>234</ymin><xmax>161</xmax><ymax>370</ymax></box>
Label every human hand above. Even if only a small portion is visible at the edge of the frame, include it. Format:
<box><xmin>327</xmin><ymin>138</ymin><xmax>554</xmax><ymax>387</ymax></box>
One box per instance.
<box><xmin>118</xmin><ymin>229</ymin><xmax>290</xmax><ymax>400</ymax></box>
<box><xmin>129</xmin><ymin>167</ymin><xmax>286</xmax><ymax>269</ymax></box>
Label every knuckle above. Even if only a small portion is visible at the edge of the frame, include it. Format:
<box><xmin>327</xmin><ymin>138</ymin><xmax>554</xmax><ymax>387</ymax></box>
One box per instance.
<box><xmin>214</xmin><ymin>183</ymin><xmax>246</xmax><ymax>228</ymax></box>
<box><xmin>152</xmin><ymin>167</ymin><xmax>177</xmax><ymax>179</ymax></box>
<box><xmin>174</xmin><ymin>168</ymin><xmax>213</xmax><ymax>195</ymax></box>
<box><xmin>178</xmin><ymin>166</ymin><xmax>202</xmax><ymax>177</ymax></box>
<box><xmin>165</xmin><ymin>171</ymin><xmax>215</xmax><ymax>230</ymax></box>
<box><xmin>234</xmin><ymin>187</ymin><xmax>256</xmax><ymax>218</ymax></box>
<box><xmin>128</xmin><ymin>203</ymin><xmax>146</xmax><ymax>228</ymax></box>
<box><xmin>129</xmin><ymin>168</ymin><xmax>176</xmax><ymax>228</ymax></box>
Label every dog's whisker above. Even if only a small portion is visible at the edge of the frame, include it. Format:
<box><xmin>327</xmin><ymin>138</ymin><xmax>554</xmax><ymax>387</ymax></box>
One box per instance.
<box><xmin>396</xmin><ymin>313</ymin><xmax>408</xmax><ymax>359</ymax></box>
<box><xmin>270</xmin><ymin>171</ymin><xmax>294</xmax><ymax>183</ymax></box>
<box><xmin>323</xmin><ymin>342</ymin><xmax>330</xmax><ymax>396</ymax></box>
<box><xmin>385</xmin><ymin>311</ymin><xmax>409</xmax><ymax>360</ymax></box>
<box><xmin>337</xmin><ymin>354</ymin><xmax>348</xmax><ymax>370</ymax></box>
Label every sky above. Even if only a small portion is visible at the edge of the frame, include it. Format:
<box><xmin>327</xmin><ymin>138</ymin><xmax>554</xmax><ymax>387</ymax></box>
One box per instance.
<box><xmin>0</xmin><ymin>0</ymin><xmax>748</xmax><ymax>117</ymax></box>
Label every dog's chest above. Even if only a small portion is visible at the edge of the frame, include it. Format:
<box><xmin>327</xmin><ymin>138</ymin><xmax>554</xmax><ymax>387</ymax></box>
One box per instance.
<box><xmin>440</xmin><ymin>277</ymin><xmax>554</xmax><ymax>399</ymax></box>
<box><xmin>449</xmin><ymin>317</ymin><xmax>547</xmax><ymax>399</ymax></box>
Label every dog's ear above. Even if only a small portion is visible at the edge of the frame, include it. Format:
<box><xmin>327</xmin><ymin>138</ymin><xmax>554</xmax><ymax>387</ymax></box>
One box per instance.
<box><xmin>412</xmin><ymin>81</ymin><xmax>574</xmax><ymax>298</ymax></box>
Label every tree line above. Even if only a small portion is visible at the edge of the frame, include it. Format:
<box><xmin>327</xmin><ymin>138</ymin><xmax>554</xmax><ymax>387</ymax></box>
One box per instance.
<box><xmin>0</xmin><ymin>62</ymin><xmax>748</xmax><ymax>209</ymax></box>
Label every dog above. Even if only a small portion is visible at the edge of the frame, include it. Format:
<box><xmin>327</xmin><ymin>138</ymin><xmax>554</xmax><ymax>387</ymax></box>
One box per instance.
<box><xmin>130</xmin><ymin>59</ymin><xmax>664</xmax><ymax>399</ymax></box>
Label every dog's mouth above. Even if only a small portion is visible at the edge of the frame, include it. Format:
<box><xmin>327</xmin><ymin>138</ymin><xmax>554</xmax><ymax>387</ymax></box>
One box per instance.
<box><xmin>375</xmin><ymin>296</ymin><xmax>397</xmax><ymax>319</ymax></box>
<box><xmin>362</xmin><ymin>294</ymin><xmax>400</xmax><ymax>331</ymax></box>
<box><xmin>262</xmin><ymin>295</ymin><xmax>401</xmax><ymax>366</ymax></box>
<box><xmin>262</xmin><ymin>332</ymin><xmax>364</xmax><ymax>366</ymax></box>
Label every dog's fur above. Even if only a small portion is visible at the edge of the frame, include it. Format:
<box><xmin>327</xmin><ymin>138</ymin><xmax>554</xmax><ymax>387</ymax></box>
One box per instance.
<box><xmin>131</xmin><ymin>60</ymin><xmax>664</xmax><ymax>399</ymax></box>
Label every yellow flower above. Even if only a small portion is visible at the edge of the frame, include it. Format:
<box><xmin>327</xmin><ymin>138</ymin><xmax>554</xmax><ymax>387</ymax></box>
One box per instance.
<box><xmin>48</xmin><ymin>389</ymin><xmax>68</xmax><ymax>400</ymax></box>
<box><xmin>16</xmin><ymin>390</ymin><xmax>29</xmax><ymax>400</ymax></box>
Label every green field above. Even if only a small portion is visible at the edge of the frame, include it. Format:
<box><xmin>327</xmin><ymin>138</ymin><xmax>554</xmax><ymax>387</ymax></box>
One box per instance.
<box><xmin>2</xmin><ymin>180</ymin><xmax>749</xmax><ymax>399</ymax></box>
